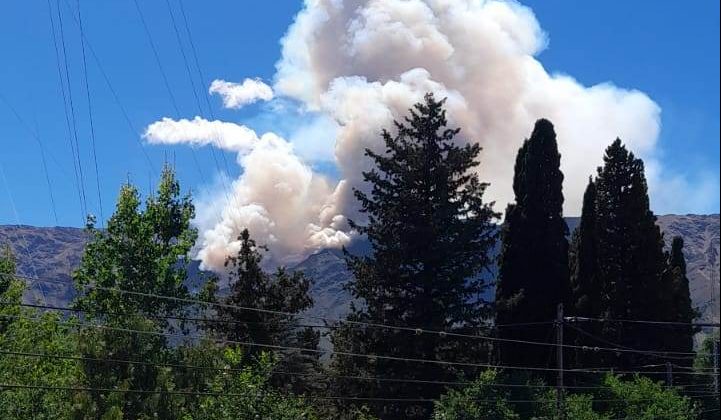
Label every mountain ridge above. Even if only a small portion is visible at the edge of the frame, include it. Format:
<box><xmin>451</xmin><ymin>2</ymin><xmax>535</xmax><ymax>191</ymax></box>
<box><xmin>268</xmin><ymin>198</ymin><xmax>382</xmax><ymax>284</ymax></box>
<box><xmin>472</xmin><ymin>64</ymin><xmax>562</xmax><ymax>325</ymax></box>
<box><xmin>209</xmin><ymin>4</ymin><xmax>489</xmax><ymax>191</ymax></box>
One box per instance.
<box><xmin>1</xmin><ymin>214</ymin><xmax>718</xmax><ymax>328</ymax></box>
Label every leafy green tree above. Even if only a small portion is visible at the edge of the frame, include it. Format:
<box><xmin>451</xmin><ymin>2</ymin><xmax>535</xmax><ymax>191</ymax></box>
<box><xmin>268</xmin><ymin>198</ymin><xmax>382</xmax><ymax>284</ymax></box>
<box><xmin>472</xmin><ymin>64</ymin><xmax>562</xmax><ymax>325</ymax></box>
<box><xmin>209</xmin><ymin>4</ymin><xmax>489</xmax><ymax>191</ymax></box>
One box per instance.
<box><xmin>0</xmin><ymin>246</ymin><xmax>83</xmax><ymax>420</ymax></box>
<box><xmin>174</xmin><ymin>344</ymin><xmax>319</xmax><ymax>420</ymax></box>
<box><xmin>496</xmin><ymin>118</ymin><xmax>570</xmax><ymax>372</ymax></box>
<box><xmin>207</xmin><ymin>228</ymin><xmax>320</xmax><ymax>394</ymax></box>
<box><xmin>532</xmin><ymin>390</ymin><xmax>610</xmax><ymax>420</ymax></box>
<box><xmin>432</xmin><ymin>370</ymin><xmax>520</xmax><ymax>420</ymax></box>
<box><xmin>331</xmin><ymin>93</ymin><xmax>499</xmax><ymax>419</ymax></box>
<box><xmin>601</xmin><ymin>374</ymin><xmax>699</xmax><ymax>420</ymax></box>
<box><xmin>1</xmin><ymin>244</ymin><xmax>20</xmax><ymax>333</ymax></box>
<box><xmin>0</xmin><ymin>244</ymin><xmax>16</xmax><ymax>297</ymax></box>
<box><xmin>71</xmin><ymin>165</ymin><xmax>198</xmax><ymax>419</ymax></box>
<box><xmin>693</xmin><ymin>332</ymin><xmax>719</xmax><ymax>419</ymax></box>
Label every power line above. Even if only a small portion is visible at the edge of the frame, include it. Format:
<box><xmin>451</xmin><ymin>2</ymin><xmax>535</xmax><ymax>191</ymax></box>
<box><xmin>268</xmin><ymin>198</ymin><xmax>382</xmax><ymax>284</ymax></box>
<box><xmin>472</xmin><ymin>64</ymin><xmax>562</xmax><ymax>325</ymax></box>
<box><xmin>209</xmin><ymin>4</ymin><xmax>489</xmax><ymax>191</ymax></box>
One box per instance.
<box><xmin>566</xmin><ymin>316</ymin><xmax>720</xmax><ymax>329</ymax></box>
<box><xmin>47</xmin><ymin>0</ymin><xmax>86</xmax><ymax>222</ymax></box>
<box><xmin>75</xmin><ymin>0</ymin><xmax>103</xmax><ymax>225</ymax></box>
<box><xmin>133</xmin><ymin>0</ymin><xmax>212</xmax><ymax>185</ymax></box>
<box><xmin>164</xmin><ymin>0</ymin><xmax>203</xmax><ymax>117</ymax></box>
<box><xmin>59</xmin><ymin>0</ymin><xmax>156</xmax><ymax>174</ymax></box>
<box><xmin>18</xmin><ymin>301</ymin><xmax>549</xmax><ymax>332</ymax></box>
<box><xmin>0</xmin><ymin>312</ymin><xmax>715</xmax><ymax>377</ymax></box>
<box><xmin>5</xmin><ymin>349</ymin><xmax>677</xmax><ymax>391</ymax></box>
<box><xmin>0</xmin><ymin>383</ymin><xmax>714</xmax><ymax>404</ymax></box>
<box><xmin>175</xmin><ymin>0</ymin><xmax>234</xmax><ymax>178</ymax></box>
<box><xmin>17</xmin><ymin>301</ymin><xmax>710</xmax><ymax>375</ymax></box>
<box><xmin>163</xmin><ymin>0</ymin><xmax>240</xmax><ymax>219</ymax></box>
<box><xmin>0</xmin><ymin>93</ymin><xmax>59</xmax><ymax>225</ymax></box>
<box><xmin>55</xmin><ymin>0</ymin><xmax>88</xmax><ymax>219</ymax></box>
<box><xmin>3</xmin><ymin>273</ymin><xmax>711</xmax><ymax>359</ymax></box>
<box><xmin>132</xmin><ymin>0</ymin><xmax>181</xmax><ymax>116</ymax></box>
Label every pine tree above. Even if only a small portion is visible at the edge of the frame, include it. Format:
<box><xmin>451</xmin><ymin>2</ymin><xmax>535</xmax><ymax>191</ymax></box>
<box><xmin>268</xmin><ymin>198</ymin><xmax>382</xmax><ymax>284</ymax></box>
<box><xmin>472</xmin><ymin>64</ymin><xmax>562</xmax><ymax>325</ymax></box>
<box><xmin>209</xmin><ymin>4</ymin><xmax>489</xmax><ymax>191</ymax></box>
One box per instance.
<box><xmin>593</xmin><ymin>139</ymin><xmax>669</xmax><ymax>370</ymax></box>
<box><xmin>330</xmin><ymin>93</ymin><xmax>498</xmax><ymax>420</ymax></box>
<box><xmin>209</xmin><ymin>228</ymin><xmax>320</xmax><ymax>394</ymax></box>
<box><xmin>495</xmin><ymin>119</ymin><xmax>569</xmax><ymax>371</ymax></box>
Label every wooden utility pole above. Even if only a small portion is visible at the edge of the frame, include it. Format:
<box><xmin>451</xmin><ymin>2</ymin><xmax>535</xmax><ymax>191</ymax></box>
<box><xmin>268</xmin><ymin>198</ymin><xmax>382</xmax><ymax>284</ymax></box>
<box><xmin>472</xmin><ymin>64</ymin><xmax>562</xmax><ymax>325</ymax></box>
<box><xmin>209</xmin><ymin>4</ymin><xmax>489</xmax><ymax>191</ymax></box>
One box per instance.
<box><xmin>556</xmin><ymin>303</ymin><xmax>564</xmax><ymax>420</ymax></box>
<box><xmin>714</xmin><ymin>339</ymin><xmax>719</xmax><ymax>395</ymax></box>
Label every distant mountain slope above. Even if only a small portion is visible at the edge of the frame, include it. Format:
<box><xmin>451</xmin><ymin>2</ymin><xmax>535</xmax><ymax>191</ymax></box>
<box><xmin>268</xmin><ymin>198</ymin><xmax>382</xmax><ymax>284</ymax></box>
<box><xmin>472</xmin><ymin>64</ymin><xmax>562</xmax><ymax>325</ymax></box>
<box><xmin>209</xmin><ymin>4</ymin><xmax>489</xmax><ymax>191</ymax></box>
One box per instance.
<box><xmin>656</xmin><ymin>214</ymin><xmax>720</xmax><ymax>324</ymax></box>
<box><xmin>1</xmin><ymin>214</ymin><xmax>718</xmax><ymax>326</ymax></box>
<box><xmin>0</xmin><ymin>225</ymin><xmax>85</xmax><ymax>306</ymax></box>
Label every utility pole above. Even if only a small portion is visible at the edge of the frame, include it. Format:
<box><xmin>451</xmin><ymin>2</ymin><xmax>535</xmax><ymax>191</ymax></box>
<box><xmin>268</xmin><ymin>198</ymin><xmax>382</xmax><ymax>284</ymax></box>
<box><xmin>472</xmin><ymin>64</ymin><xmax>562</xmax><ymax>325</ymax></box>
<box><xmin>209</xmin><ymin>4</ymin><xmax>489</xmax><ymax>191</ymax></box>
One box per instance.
<box><xmin>713</xmin><ymin>339</ymin><xmax>719</xmax><ymax>396</ymax></box>
<box><xmin>665</xmin><ymin>361</ymin><xmax>673</xmax><ymax>387</ymax></box>
<box><xmin>556</xmin><ymin>303</ymin><xmax>564</xmax><ymax>420</ymax></box>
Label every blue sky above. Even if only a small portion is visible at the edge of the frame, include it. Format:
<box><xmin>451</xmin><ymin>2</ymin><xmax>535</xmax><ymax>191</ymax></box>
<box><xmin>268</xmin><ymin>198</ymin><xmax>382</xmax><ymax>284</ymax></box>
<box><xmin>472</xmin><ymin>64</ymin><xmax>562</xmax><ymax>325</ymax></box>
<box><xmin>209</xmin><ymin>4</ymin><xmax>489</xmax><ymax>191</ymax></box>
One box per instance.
<box><xmin>1</xmin><ymin>0</ymin><xmax>719</xmax><ymax>228</ymax></box>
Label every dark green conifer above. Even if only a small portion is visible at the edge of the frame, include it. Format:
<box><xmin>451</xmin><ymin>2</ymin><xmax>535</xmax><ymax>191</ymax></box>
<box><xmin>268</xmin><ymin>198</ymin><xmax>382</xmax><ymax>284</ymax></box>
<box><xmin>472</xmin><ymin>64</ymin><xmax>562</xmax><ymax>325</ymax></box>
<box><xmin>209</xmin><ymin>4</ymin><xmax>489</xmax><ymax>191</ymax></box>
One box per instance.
<box><xmin>663</xmin><ymin>236</ymin><xmax>697</xmax><ymax>370</ymax></box>
<box><xmin>331</xmin><ymin>93</ymin><xmax>498</xmax><ymax>420</ymax></box>
<box><xmin>210</xmin><ymin>228</ymin><xmax>320</xmax><ymax>394</ymax></box>
<box><xmin>593</xmin><ymin>139</ymin><xmax>669</xmax><ymax>370</ymax></box>
<box><xmin>495</xmin><ymin>118</ymin><xmax>569</xmax><ymax>371</ymax></box>
<box><xmin>570</xmin><ymin>178</ymin><xmax>600</xmax><ymax>318</ymax></box>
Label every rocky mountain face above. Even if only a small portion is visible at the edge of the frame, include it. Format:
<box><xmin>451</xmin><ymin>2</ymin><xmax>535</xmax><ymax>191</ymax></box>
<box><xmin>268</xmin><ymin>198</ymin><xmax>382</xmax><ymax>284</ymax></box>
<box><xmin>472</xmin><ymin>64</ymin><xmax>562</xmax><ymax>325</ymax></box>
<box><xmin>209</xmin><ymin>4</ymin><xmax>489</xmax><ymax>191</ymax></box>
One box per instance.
<box><xmin>1</xmin><ymin>214</ymin><xmax>719</xmax><ymax>327</ymax></box>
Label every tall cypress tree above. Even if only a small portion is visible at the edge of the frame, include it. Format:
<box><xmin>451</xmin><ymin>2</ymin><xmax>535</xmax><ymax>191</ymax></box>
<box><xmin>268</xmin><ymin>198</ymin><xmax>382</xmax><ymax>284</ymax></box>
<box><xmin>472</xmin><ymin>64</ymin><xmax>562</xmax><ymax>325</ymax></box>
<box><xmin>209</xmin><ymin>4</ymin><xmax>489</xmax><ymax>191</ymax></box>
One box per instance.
<box><xmin>331</xmin><ymin>93</ymin><xmax>498</xmax><ymax>420</ymax></box>
<box><xmin>593</xmin><ymin>139</ymin><xmax>669</xmax><ymax>370</ymax></box>
<box><xmin>570</xmin><ymin>178</ymin><xmax>600</xmax><ymax>318</ymax></box>
<box><xmin>495</xmin><ymin>119</ymin><xmax>569</xmax><ymax>371</ymax></box>
<box><xmin>663</xmin><ymin>236</ymin><xmax>697</xmax><ymax>370</ymax></box>
<box><xmin>568</xmin><ymin>178</ymin><xmax>603</xmax><ymax>371</ymax></box>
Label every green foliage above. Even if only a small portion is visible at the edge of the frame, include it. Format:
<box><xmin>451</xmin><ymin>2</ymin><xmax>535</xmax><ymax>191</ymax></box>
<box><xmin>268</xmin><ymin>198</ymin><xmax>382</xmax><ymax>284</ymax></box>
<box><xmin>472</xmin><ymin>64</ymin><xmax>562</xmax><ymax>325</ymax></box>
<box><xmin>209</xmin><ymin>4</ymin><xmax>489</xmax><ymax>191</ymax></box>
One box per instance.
<box><xmin>0</xmin><ymin>243</ymin><xmax>16</xmax><ymax>297</ymax></box>
<box><xmin>208</xmin><ymin>228</ymin><xmax>320</xmax><ymax>394</ymax></box>
<box><xmin>496</xmin><ymin>118</ymin><xmax>570</xmax><ymax>373</ymax></box>
<box><xmin>532</xmin><ymin>390</ymin><xmax>610</xmax><ymax>420</ymax></box>
<box><xmin>181</xmin><ymin>347</ymin><xmax>318</xmax><ymax>420</ymax></box>
<box><xmin>662</xmin><ymin>236</ymin><xmax>697</xmax><ymax>369</ymax></box>
<box><xmin>601</xmin><ymin>374</ymin><xmax>699</xmax><ymax>420</ymax></box>
<box><xmin>693</xmin><ymin>333</ymin><xmax>720</xmax><ymax>419</ymax></box>
<box><xmin>435</xmin><ymin>372</ymin><xmax>698</xmax><ymax>420</ymax></box>
<box><xmin>0</xmin><ymin>272</ymin><xmax>82</xmax><ymax>420</ymax></box>
<box><xmin>73</xmin><ymin>165</ymin><xmax>196</xmax><ymax>320</ymax></box>
<box><xmin>568</xmin><ymin>178</ymin><xmax>603</xmax><ymax>369</ymax></box>
<box><xmin>569</xmin><ymin>178</ymin><xmax>601</xmax><ymax>319</ymax></box>
<box><xmin>0</xmin><ymin>244</ymin><xmax>21</xmax><ymax>334</ymax></box>
<box><xmin>331</xmin><ymin>93</ymin><xmax>498</xmax><ymax>419</ymax></box>
<box><xmin>567</xmin><ymin>139</ymin><xmax>694</xmax><ymax>372</ymax></box>
<box><xmin>70</xmin><ymin>165</ymin><xmax>200</xmax><ymax>419</ymax></box>
<box><xmin>432</xmin><ymin>370</ymin><xmax>519</xmax><ymax>420</ymax></box>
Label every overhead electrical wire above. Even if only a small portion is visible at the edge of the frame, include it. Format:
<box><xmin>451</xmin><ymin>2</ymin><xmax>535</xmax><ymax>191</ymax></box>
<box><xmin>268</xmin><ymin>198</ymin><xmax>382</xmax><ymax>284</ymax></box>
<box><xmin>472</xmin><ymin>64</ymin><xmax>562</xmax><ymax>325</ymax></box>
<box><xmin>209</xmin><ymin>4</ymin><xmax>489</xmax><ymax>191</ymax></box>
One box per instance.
<box><xmin>47</xmin><ymin>0</ymin><xmax>86</xmax><ymax>222</ymax></box>
<box><xmin>0</xmin><ymin>93</ymin><xmax>59</xmax><ymax>225</ymax></box>
<box><xmin>132</xmin><ymin>0</ymin><xmax>214</xmax><ymax>186</ymax></box>
<box><xmin>55</xmin><ymin>0</ymin><xmax>89</xmax><ymax>219</ymax></box>
<box><xmin>3</xmin><ymin>273</ymin><xmax>712</xmax><ymax>359</ymax></box>
<box><xmin>75</xmin><ymin>0</ymin><xmax>104</xmax><ymax>225</ymax></box>
<box><xmin>1</xmin><ymin>350</ymin><xmax>717</xmax><ymax>396</ymax></box>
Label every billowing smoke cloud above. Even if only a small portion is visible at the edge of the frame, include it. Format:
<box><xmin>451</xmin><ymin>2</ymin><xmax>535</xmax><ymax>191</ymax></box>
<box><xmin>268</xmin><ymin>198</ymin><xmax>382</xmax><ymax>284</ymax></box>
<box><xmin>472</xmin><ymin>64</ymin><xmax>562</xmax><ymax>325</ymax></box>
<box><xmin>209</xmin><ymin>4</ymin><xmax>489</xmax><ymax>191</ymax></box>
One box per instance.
<box><xmin>146</xmin><ymin>0</ymin><xmax>678</xmax><ymax>272</ymax></box>
<box><xmin>209</xmin><ymin>78</ymin><xmax>274</xmax><ymax>109</ymax></box>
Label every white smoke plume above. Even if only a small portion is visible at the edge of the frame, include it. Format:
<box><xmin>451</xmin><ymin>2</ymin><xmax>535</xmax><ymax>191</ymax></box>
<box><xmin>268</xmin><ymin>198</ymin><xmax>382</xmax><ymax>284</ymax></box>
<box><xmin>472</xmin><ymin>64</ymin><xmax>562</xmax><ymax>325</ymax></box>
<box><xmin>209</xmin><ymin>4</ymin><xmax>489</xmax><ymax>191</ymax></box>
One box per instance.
<box><xmin>146</xmin><ymin>0</ymin><xmax>675</xmax><ymax>271</ymax></box>
<box><xmin>209</xmin><ymin>78</ymin><xmax>274</xmax><ymax>109</ymax></box>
